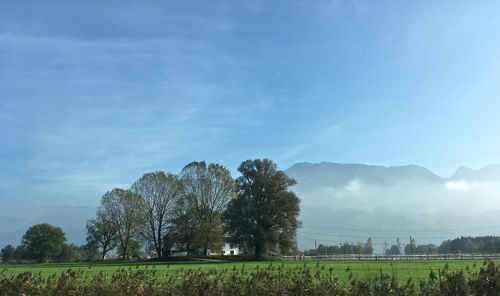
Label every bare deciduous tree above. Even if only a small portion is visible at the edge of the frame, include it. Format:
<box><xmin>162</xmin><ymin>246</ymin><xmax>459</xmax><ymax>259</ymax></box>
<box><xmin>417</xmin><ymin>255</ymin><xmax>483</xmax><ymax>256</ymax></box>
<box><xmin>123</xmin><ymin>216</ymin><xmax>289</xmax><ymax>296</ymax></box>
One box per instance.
<box><xmin>100</xmin><ymin>188</ymin><xmax>142</xmax><ymax>260</ymax></box>
<box><xmin>86</xmin><ymin>208</ymin><xmax>118</xmax><ymax>261</ymax></box>
<box><xmin>131</xmin><ymin>171</ymin><xmax>182</xmax><ymax>258</ymax></box>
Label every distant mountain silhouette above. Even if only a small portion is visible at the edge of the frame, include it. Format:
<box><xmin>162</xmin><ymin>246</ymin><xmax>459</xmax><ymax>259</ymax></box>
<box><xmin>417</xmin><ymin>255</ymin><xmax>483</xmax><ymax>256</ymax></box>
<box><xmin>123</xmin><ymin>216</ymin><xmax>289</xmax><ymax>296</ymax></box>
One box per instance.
<box><xmin>284</xmin><ymin>162</ymin><xmax>500</xmax><ymax>250</ymax></box>
<box><xmin>450</xmin><ymin>165</ymin><xmax>500</xmax><ymax>181</ymax></box>
<box><xmin>285</xmin><ymin>162</ymin><xmax>443</xmax><ymax>188</ymax></box>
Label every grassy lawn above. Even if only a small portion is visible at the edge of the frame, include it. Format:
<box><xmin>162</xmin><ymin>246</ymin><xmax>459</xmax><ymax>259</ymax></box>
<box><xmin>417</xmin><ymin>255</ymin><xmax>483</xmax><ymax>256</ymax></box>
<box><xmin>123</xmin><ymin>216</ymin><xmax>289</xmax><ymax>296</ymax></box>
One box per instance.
<box><xmin>1</xmin><ymin>259</ymin><xmax>493</xmax><ymax>283</ymax></box>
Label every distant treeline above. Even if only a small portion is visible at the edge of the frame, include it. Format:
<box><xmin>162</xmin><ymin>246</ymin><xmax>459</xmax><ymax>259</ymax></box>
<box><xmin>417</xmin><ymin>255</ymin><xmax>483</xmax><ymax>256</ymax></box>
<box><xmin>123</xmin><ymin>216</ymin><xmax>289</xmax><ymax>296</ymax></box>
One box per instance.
<box><xmin>439</xmin><ymin>236</ymin><xmax>500</xmax><ymax>254</ymax></box>
<box><xmin>303</xmin><ymin>236</ymin><xmax>500</xmax><ymax>256</ymax></box>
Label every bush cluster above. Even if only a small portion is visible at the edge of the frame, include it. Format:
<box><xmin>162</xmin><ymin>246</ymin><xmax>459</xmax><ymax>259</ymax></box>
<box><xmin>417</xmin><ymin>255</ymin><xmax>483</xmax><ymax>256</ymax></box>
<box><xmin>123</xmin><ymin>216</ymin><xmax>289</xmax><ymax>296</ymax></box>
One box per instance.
<box><xmin>1</xmin><ymin>261</ymin><xmax>500</xmax><ymax>295</ymax></box>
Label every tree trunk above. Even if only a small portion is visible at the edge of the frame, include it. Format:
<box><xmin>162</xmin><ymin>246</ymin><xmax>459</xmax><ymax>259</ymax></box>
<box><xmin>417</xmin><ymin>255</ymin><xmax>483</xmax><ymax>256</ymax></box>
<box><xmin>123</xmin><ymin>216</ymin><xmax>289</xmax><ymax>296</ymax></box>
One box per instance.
<box><xmin>100</xmin><ymin>242</ymin><xmax>108</xmax><ymax>261</ymax></box>
<box><xmin>156</xmin><ymin>241</ymin><xmax>162</xmax><ymax>259</ymax></box>
<box><xmin>156</xmin><ymin>221</ymin><xmax>163</xmax><ymax>258</ymax></box>
<box><xmin>122</xmin><ymin>241</ymin><xmax>128</xmax><ymax>260</ymax></box>
<box><xmin>255</xmin><ymin>242</ymin><xmax>263</xmax><ymax>260</ymax></box>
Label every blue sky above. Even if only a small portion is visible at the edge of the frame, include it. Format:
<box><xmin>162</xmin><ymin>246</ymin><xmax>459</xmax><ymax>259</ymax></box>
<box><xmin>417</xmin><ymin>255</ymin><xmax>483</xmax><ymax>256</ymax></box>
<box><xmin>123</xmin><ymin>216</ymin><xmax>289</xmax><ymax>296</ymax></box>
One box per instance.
<box><xmin>1</xmin><ymin>0</ymin><xmax>500</xmax><ymax>206</ymax></box>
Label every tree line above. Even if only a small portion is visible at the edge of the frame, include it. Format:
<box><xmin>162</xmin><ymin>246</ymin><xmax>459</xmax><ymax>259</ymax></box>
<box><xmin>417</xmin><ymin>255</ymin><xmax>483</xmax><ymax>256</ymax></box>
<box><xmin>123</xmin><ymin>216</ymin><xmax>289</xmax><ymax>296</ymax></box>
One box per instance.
<box><xmin>302</xmin><ymin>236</ymin><xmax>500</xmax><ymax>256</ymax></box>
<box><xmin>1</xmin><ymin>159</ymin><xmax>301</xmax><ymax>262</ymax></box>
<box><xmin>303</xmin><ymin>238</ymin><xmax>374</xmax><ymax>256</ymax></box>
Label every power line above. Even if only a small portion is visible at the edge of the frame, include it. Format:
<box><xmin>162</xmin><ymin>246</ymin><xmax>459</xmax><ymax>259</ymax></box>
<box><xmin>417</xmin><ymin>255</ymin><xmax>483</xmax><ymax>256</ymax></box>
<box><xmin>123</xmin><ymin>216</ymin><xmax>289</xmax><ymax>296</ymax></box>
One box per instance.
<box><xmin>297</xmin><ymin>230</ymin><xmax>483</xmax><ymax>240</ymax></box>
<box><xmin>301</xmin><ymin>224</ymin><xmax>500</xmax><ymax>232</ymax></box>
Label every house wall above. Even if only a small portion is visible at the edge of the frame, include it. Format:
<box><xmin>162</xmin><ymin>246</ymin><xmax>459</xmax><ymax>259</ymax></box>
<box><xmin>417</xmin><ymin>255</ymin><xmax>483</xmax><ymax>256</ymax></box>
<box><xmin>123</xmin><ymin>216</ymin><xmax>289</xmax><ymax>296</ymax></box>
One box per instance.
<box><xmin>221</xmin><ymin>242</ymin><xmax>239</xmax><ymax>256</ymax></box>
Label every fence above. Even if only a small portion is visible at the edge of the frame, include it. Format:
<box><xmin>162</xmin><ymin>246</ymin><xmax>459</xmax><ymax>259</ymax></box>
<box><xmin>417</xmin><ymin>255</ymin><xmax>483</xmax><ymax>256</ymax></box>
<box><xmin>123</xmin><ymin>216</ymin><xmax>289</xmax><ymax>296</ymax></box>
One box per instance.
<box><xmin>284</xmin><ymin>253</ymin><xmax>500</xmax><ymax>261</ymax></box>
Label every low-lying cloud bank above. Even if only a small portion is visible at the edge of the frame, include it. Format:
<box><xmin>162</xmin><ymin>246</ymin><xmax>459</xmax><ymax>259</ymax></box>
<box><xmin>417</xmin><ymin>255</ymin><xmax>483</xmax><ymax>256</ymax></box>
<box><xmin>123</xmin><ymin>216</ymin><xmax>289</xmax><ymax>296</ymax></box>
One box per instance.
<box><xmin>286</xmin><ymin>163</ymin><xmax>500</xmax><ymax>250</ymax></box>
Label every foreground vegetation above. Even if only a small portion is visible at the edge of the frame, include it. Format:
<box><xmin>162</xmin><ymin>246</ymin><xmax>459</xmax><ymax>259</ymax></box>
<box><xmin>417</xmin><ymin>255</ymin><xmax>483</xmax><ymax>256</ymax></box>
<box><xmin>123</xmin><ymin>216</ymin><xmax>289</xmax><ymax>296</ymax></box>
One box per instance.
<box><xmin>1</xmin><ymin>260</ymin><xmax>500</xmax><ymax>295</ymax></box>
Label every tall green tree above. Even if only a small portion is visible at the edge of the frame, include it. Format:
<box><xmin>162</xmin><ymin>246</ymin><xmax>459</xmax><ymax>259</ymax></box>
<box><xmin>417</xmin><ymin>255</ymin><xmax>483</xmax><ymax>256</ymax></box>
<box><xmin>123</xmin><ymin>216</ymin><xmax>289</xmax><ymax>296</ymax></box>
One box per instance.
<box><xmin>100</xmin><ymin>188</ymin><xmax>142</xmax><ymax>260</ymax></box>
<box><xmin>180</xmin><ymin>161</ymin><xmax>236</xmax><ymax>255</ymax></box>
<box><xmin>224</xmin><ymin>159</ymin><xmax>300</xmax><ymax>259</ymax></box>
<box><xmin>131</xmin><ymin>171</ymin><xmax>182</xmax><ymax>258</ymax></box>
<box><xmin>21</xmin><ymin>223</ymin><xmax>66</xmax><ymax>261</ymax></box>
<box><xmin>171</xmin><ymin>198</ymin><xmax>198</xmax><ymax>255</ymax></box>
<box><xmin>13</xmin><ymin>245</ymin><xmax>27</xmax><ymax>260</ymax></box>
<box><xmin>86</xmin><ymin>208</ymin><xmax>118</xmax><ymax>261</ymax></box>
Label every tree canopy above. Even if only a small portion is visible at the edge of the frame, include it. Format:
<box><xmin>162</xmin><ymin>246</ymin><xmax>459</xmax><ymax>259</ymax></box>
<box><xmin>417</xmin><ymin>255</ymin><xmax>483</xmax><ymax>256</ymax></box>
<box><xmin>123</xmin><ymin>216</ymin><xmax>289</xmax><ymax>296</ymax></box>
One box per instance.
<box><xmin>131</xmin><ymin>171</ymin><xmax>182</xmax><ymax>258</ymax></box>
<box><xmin>21</xmin><ymin>223</ymin><xmax>66</xmax><ymax>261</ymax></box>
<box><xmin>180</xmin><ymin>161</ymin><xmax>236</xmax><ymax>255</ymax></box>
<box><xmin>86</xmin><ymin>209</ymin><xmax>118</xmax><ymax>261</ymax></box>
<box><xmin>1</xmin><ymin>245</ymin><xmax>15</xmax><ymax>262</ymax></box>
<box><xmin>100</xmin><ymin>188</ymin><xmax>142</xmax><ymax>260</ymax></box>
<box><xmin>224</xmin><ymin>159</ymin><xmax>300</xmax><ymax>259</ymax></box>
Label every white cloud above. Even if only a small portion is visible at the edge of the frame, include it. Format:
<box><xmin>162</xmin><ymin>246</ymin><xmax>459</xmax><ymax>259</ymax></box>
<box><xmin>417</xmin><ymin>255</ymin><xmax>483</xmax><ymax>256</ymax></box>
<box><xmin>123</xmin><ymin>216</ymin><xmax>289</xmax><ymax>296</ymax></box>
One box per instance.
<box><xmin>445</xmin><ymin>180</ymin><xmax>470</xmax><ymax>191</ymax></box>
<box><xmin>345</xmin><ymin>178</ymin><xmax>362</xmax><ymax>194</ymax></box>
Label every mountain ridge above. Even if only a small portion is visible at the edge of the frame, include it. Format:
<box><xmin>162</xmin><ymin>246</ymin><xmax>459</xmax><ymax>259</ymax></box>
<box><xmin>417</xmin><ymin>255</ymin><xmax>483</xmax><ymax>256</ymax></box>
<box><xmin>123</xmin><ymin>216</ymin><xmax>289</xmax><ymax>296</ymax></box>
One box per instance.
<box><xmin>284</xmin><ymin>161</ymin><xmax>500</xmax><ymax>249</ymax></box>
<box><xmin>285</xmin><ymin>162</ymin><xmax>500</xmax><ymax>183</ymax></box>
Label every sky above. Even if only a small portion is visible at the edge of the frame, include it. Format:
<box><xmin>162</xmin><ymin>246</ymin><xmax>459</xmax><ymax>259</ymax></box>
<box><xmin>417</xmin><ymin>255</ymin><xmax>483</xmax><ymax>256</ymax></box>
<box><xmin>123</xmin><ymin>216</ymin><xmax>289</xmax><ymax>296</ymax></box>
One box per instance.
<box><xmin>1</xmin><ymin>0</ymin><xmax>500</xmax><ymax>207</ymax></box>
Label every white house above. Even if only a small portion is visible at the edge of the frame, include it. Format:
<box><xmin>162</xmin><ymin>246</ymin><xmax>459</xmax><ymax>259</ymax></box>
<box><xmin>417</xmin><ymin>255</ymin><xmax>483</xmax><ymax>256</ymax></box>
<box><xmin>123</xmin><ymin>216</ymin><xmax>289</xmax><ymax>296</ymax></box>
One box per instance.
<box><xmin>171</xmin><ymin>237</ymin><xmax>240</xmax><ymax>256</ymax></box>
<box><xmin>219</xmin><ymin>239</ymin><xmax>240</xmax><ymax>256</ymax></box>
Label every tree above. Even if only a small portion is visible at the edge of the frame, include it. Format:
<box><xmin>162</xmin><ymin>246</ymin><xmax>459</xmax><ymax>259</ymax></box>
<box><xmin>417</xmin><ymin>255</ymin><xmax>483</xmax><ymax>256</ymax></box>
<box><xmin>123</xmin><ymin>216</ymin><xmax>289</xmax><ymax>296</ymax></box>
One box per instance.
<box><xmin>415</xmin><ymin>244</ymin><xmax>438</xmax><ymax>255</ymax></box>
<box><xmin>59</xmin><ymin>244</ymin><xmax>78</xmax><ymax>261</ymax></box>
<box><xmin>118</xmin><ymin>239</ymin><xmax>143</xmax><ymax>259</ymax></box>
<box><xmin>1</xmin><ymin>245</ymin><xmax>15</xmax><ymax>262</ymax></box>
<box><xmin>180</xmin><ymin>161</ymin><xmax>236</xmax><ymax>255</ymax></box>
<box><xmin>131</xmin><ymin>171</ymin><xmax>182</xmax><ymax>258</ymax></box>
<box><xmin>317</xmin><ymin>244</ymin><xmax>326</xmax><ymax>255</ymax></box>
<box><xmin>171</xmin><ymin>198</ymin><xmax>197</xmax><ymax>255</ymax></box>
<box><xmin>79</xmin><ymin>242</ymin><xmax>99</xmax><ymax>260</ymax></box>
<box><xmin>100</xmin><ymin>188</ymin><xmax>142</xmax><ymax>260</ymax></box>
<box><xmin>21</xmin><ymin>223</ymin><xmax>66</xmax><ymax>261</ymax></box>
<box><xmin>86</xmin><ymin>209</ymin><xmax>118</xmax><ymax>261</ymax></box>
<box><xmin>354</xmin><ymin>242</ymin><xmax>364</xmax><ymax>255</ymax></box>
<box><xmin>388</xmin><ymin>245</ymin><xmax>400</xmax><ymax>255</ymax></box>
<box><xmin>342</xmin><ymin>242</ymin><xmax>352</xmax><ymax>255</ymax></box>
<box><xmin>382</xmin><ymin>240</ymin><xmax>388</xmax><ymax>255</ymax></box>
<box><xmin>365</xmin><ymin>238</ymin><xmax>374</xmax><ymax>254</ymax></box>
<box><xmin>404</xmin><ymin>238</ymin><xmax>417</xmax><ymax>255</ymax></box>
<box><xmin>13</xmin><ymin>245</ymin><xmax>27</xmax><ymax>260</ymax></box>
<box><xmin>224</xmin><ymin>159</ymin><xmax>300</xmax><ymax>259</ymax></box>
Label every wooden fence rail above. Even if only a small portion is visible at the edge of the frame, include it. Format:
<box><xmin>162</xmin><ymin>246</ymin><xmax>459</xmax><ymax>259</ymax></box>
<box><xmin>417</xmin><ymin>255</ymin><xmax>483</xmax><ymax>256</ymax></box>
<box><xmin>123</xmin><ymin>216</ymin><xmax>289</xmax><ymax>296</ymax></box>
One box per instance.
<box><xmin>284</xmin><ymin>253</ymin><xmax>500</xmax><ymax>261</ymax></box>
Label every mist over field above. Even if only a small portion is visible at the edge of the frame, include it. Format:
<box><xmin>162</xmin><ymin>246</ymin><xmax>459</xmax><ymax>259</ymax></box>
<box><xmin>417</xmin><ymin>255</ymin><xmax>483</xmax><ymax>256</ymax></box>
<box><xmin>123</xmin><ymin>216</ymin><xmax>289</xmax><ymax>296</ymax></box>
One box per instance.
<box><xmin>287</xmin><ymin>163</ymin><xmax>500</xmax><ymax>250</ymax></box>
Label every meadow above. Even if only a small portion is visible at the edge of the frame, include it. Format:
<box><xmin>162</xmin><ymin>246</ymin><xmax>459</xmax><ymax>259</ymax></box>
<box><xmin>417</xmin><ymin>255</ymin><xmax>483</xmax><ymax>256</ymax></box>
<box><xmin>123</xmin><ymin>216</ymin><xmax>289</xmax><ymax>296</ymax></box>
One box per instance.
<box><xmin>1</xmin><ymin>259</ymin><xmax>493</xmax><ymax>283</ymax></box>
<box><xmin>3</xmin><ymin>259</ymin><xmax>500</xmax><ymax>295</ymax></box>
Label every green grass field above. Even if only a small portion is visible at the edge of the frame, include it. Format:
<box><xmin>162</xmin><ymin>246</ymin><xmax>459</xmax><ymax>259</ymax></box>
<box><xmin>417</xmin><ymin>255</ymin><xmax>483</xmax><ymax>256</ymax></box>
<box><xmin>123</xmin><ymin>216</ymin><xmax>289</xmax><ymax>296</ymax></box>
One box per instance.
<box><xmin>1</xmin><ymin>259</ymin><xmax>494</xmax><ymax>283</ymax></box>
